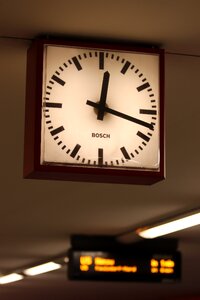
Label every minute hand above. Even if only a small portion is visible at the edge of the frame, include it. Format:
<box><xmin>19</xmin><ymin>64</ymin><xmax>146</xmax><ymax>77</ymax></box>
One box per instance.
<box><xmin>86</xmin><ymin>100</ymin><xmax>154</xmax><ymax>130</ymax></box>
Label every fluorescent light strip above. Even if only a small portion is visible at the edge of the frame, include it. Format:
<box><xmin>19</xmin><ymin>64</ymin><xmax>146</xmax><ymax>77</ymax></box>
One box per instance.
<box><xmin>137</xmin><ymin>212</ymin><xmax>200</xmax><ymax>239</ymax></box>
<box><xmin>24</xmin><ymin>262</ymin><xmax>61</xmax><ymax>276</ymax></box>
<box><xmin>0</xmin><ymin>273</ymin><xmax>24</xmax><ymax>284</ymax></box>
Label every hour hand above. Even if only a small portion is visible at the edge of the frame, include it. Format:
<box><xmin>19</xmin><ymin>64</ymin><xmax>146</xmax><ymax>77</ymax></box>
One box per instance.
<box><xmin>97</xmin><ymin>71</ymin><xmax>110</xmax><ymax>120</ymax></box>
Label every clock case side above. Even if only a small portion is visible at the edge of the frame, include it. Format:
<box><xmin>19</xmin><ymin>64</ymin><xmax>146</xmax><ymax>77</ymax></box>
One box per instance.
<box><xmin>23</xmin><ymin>40</ymin><xmax>44</xmax><ymax>178</ymax></box>
<box><xmin>23</xmin><ymin>38</ymin><xmax>165</xmax><ymax>185</ymax></box>
<box><xmin>159</xmin><ymin>48</ymin><xmax>165</xmax><ymax>180</ymax></box>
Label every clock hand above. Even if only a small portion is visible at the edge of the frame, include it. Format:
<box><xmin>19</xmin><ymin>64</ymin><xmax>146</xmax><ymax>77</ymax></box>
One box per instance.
<box><xmin>86</xmin><ymin>100</ymin><xmax>154</xmax><ymax>130</ymax></box>
<box><xmin>97</xmin><ymin>71</ymin><xmax>110</xmax><ymax>120</ymax></box>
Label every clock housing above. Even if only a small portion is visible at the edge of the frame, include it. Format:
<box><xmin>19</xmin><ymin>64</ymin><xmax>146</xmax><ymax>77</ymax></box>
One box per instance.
<box><xmin>23</xmin><ymin>38</ymin><xmax>165</xmax><ymax>184</ymax></box>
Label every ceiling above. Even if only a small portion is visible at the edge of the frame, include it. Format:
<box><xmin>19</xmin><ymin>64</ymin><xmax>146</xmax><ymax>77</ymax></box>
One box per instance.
<box><xmin>0</xmin><ymin>0</ymin><xmax>200</xmax><ymax>299</ymax></box>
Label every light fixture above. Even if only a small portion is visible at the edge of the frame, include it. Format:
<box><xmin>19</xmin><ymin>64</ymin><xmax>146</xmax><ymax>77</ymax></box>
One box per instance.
<box><xmin>0</xmin><ymin>273</ymin><xmax>24</xmax><ymax>284</ymax></box>
<box><xmin>24</xmin><ymin>262</ymin><xmax>61</xmax><ymax>276</ymax></box>
<box><xmin>137</xmin><ymin>211</ymin><xmax>200</xmax><ymax>239</ymax></box>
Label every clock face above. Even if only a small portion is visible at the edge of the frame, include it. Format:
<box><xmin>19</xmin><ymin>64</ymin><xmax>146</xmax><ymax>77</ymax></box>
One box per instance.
<box><xmin>41</xmin><ymin>45</ymin><xmax>160</xmax><ymax>170</ymax></box>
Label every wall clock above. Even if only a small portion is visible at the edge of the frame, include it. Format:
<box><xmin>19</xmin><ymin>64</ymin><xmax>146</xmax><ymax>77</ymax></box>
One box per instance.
<box><xmin>24</xmin><ymin>38</ymin><xmax>164</xmax><ymax>184</ymax></box>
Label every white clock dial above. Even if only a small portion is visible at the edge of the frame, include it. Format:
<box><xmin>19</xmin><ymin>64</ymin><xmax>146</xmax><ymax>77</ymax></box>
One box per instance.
<box><xmin>41</xmin><ymin>45</ymin><xmax>160</xmax><ymax>170</ymax></box>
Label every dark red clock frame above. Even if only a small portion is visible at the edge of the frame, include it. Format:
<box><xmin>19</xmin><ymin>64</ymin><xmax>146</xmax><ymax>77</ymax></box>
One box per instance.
<box><xmin>23</xmin><ymin>38</ymin><xmax>165</xmax><ymax>184</ymax></box>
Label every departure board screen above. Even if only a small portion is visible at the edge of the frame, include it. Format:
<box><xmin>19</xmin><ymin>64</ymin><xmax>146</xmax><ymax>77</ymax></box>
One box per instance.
<box><xmin>68</xmin><ymin>250</ymin><xmax>181</xmax><ymax>282</ymax></box>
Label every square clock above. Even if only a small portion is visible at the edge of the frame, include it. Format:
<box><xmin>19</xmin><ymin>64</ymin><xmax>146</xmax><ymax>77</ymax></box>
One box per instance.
<box><xmin>23</xmin><ymin>38</ymin><xmax>165</xmax><ymax>184</ymax></box>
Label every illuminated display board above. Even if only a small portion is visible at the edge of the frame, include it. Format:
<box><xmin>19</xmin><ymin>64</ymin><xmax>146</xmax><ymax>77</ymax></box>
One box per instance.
<box><xmin>68</xmin><ymin>250</ymin><xmax>181</xmax><ymax>282</ymax></box>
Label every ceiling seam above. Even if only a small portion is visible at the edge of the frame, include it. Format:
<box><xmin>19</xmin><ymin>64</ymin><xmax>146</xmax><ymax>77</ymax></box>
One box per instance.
<box><xmin>0</xmin><ymin>35</ymin><xmax>33</xmax><ymax>41</ymax></box>
<box><xmin>0</xmin><ymin>36</ymin><xmax>200</xmax><ymax>58</ymax></box>
<box><xmin>166</xmin><ymin>51</ymin><xmax>200</xmax><ymax>58</ymax></box>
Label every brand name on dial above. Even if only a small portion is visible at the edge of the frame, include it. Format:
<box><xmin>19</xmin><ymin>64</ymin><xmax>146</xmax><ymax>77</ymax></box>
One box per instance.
<box><xmin>92</xmin><ymin>133</ymin><xmax>111</xmax><ymax>138</ymax></box>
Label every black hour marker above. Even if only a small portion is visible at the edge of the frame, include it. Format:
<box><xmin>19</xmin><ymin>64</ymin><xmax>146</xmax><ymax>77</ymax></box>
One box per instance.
<box><xmin>98</xmin><ymin>148</ymin><xmax>103</xmax><ymax>166</ymax></box>
<box><xmin>137</xmin><ymin>131</ymin><xmax>150</xmax><ymax>142</ymax></box>
<box><xmin>120</xmin><ymin>147</ymin><xmax>131</xmax><ymax>160</ymax></box>
<box><xmin>50</xmin><ymin>126</ymin><xmax>65</xmax><ymax>136</ymax></box>
<box><xmin>121</xmin><ymin>61</ymin><xmax>131</xmax><ymax>74</ymax></box>
<box><xmin>99</xmin><ymin>52</ymin><xmax>104</xmax><ymax>69</ymax></box>
<box><xmin>45</xmin><ymin>102</ymin><xmax>62</xmax><ymax>108</ymax></box>
<box><xmin>51</xmin><ymin>75</ymin><xmax>65</xmax><ymax>86</ymax></box>
<box><xmin>140</xmin><ymin>109</ymin><xmax>157</xmax><ymax>115</ymax></box>
<box><xmin>70</xmin><ymin>144</ymin><xmax>81</xmax><ymax>158</ymax></box>
<box><xmin>137</xmin><ymin>82</ymin><xmax>150</xmax><ymax>92</ymax></box>
<box><xmin>72</xmin><ymin>57</ymin><xmax>82</xmax><ymax>71</ymax></box>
